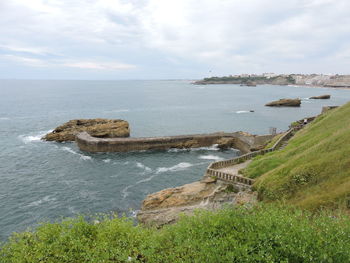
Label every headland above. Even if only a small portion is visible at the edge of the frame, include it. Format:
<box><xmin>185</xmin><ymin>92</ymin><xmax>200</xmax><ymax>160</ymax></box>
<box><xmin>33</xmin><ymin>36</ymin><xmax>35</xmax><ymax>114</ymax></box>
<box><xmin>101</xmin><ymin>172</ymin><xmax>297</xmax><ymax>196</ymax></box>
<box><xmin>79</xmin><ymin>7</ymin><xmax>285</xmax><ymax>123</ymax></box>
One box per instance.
<box><xmin>194</xmin><ymin>73</ymin><xmax>350</xmax><ymax>88</ymax></box>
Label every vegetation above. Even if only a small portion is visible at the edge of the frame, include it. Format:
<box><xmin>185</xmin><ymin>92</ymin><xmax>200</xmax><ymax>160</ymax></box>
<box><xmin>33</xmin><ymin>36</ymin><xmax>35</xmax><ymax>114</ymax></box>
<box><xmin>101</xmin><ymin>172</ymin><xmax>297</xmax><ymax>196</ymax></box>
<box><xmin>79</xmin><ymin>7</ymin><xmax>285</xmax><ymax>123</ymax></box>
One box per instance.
<box><xmin>263</xmin><ymin>132</ymin><xmax>284</xmax><ymax>149</ymax></box>
<box><xmin>201</xmin><ymin>74</ymin><xmax>296</xmax><ymax>84</ymax></box>
<box><xmin>243</xmin><ymin>102</ymin><xmax>350</xmax><ymax>210</ymax></box>
<box><xmin>2</xmin><ymin>205</ymin><xmax>350</xmax><ymax>263</ymax></box>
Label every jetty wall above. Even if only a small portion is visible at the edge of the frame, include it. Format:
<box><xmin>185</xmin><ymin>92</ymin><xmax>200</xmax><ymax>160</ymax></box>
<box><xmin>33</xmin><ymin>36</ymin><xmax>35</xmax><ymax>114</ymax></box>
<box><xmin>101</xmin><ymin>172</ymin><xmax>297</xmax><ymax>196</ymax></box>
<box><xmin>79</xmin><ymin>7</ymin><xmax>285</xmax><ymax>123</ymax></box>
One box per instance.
<box><xmin>76</xmin><ymin>132</ymin><xmax>274</xmax><ymax>153</ymax></box>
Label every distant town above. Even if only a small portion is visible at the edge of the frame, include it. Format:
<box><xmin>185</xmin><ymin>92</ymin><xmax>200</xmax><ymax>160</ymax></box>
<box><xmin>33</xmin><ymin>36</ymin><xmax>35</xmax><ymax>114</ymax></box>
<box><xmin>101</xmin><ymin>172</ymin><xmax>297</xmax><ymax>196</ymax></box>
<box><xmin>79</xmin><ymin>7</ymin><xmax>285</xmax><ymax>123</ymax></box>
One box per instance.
<box><xmin>194</xmin><ymin>73</ymin><xmax>350</xmax><ymax>88</ymax></box>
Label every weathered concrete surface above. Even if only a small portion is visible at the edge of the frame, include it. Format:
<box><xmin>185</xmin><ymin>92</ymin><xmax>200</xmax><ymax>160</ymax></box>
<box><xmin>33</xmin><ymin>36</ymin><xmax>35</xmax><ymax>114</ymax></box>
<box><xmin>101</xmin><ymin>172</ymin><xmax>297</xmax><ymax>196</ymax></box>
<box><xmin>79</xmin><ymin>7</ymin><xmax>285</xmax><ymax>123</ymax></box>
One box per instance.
<box><xmin>265</xmin><ymin>98</ymin><xmax>301</xmax><ymax>107</ymax></box>
<box><xmin>43</xmin><ymin>119</ymin><xmax>130</xmax><ymax>142</ymax></box>
<box><xmin>137</xmin><ymin>180</ymin><xmax>257</xmax><ymax>227</ymax></box>
<box><xmin>76</xmin><ymin>131</ymin><xmax>274</xmax><ymax>153</ymax></box>
<box><xmin>218</xmin><ymin>160</ymin><xmax>252</xmax><ymax>175</ymax></box>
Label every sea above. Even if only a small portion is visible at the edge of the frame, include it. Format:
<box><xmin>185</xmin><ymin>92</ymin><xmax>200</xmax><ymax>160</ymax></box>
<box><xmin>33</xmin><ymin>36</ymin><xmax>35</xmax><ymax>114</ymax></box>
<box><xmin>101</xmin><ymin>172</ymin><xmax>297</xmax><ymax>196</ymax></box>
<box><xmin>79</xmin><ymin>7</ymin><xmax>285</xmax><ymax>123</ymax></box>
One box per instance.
<box><xmin>1</xmin><ymin>79</ymin><xmax>350</xmax><ymax>241</ymax></box>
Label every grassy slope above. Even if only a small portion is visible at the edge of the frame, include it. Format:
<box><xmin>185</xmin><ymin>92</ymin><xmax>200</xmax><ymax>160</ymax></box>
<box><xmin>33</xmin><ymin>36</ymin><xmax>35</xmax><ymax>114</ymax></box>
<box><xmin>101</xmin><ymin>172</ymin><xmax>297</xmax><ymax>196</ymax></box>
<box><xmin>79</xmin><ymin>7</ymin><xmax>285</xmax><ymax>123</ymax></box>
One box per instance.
<box><xmin>243</xmin><ymin>101</ymin><xmax>350</xmax><ymax>210</ymax></box>
<box><xmin>2</xmin><ymin>205</ymin><xmax>350</xmax><ymax>262</ymax></box>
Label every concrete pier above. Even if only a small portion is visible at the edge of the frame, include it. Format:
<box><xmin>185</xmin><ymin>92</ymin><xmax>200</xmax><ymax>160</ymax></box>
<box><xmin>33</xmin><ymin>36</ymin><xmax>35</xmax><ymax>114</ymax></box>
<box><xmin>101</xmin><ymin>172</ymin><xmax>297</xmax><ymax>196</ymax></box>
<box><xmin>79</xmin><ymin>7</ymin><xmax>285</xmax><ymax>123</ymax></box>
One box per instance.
<box><xmin>76</xmin><ymin>131</ymin><xmax>274</xmax><ymax>153</ymax></box>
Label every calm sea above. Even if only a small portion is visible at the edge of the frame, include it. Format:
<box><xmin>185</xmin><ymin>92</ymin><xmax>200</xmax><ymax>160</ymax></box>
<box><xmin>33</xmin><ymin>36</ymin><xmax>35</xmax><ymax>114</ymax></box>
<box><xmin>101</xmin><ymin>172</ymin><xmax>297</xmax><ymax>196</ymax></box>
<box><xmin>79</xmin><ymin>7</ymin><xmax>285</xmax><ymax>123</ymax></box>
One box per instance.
<box><xmin>1</xmin><ymin>80</ymin><xmax>349</xmax><ymax>240</ymax></box>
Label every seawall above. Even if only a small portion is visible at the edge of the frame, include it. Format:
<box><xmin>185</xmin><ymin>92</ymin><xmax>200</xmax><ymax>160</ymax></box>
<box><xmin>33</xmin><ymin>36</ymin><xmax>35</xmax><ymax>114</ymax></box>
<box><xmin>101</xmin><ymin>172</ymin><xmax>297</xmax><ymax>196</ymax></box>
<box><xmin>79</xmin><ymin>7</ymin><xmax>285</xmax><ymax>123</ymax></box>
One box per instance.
<box><xmin>76</xmin><ymin>131</ymin><xmax>274</xmax><ymax>153</ymax></box>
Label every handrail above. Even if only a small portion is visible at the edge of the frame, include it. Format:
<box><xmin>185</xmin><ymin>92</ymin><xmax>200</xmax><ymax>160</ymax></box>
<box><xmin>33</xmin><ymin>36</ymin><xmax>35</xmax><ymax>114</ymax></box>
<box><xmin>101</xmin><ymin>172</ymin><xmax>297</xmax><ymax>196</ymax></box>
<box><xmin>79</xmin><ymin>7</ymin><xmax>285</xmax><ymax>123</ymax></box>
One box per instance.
<box><xmin>205</xmin><ymin>127</ymin><xmax>299</xmax><ymax>186</ymax></box>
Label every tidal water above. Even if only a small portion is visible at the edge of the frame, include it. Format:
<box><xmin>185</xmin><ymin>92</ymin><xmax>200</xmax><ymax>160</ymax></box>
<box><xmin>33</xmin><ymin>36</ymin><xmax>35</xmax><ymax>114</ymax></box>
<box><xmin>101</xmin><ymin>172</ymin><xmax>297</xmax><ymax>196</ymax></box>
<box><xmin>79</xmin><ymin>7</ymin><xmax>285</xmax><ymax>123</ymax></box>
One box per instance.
<box><xmin>1</xmin><ymin>79</ymin><xmax>350</xmax><ymax>240</ymax></box>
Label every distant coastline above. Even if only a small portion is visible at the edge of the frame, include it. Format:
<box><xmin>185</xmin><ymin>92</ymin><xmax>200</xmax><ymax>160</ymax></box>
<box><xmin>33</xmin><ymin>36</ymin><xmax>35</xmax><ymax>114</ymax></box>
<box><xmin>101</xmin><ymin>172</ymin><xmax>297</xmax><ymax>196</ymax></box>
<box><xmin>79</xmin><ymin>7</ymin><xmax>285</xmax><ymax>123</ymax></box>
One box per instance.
<box><xmin>193</xmin><ymin>73</ymin><xmax>350</xmax><ymax>88</ymax></box>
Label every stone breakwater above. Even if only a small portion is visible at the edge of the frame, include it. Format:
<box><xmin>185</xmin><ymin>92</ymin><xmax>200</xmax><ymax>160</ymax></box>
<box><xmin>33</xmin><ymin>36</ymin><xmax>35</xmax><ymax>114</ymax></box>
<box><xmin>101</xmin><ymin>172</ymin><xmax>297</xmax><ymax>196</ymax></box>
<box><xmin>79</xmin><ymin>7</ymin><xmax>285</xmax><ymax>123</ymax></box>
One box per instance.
<box><xmin>76</xmin><ymin>131</ymin><xmax>273</xmax><ymax>153</ymax></box>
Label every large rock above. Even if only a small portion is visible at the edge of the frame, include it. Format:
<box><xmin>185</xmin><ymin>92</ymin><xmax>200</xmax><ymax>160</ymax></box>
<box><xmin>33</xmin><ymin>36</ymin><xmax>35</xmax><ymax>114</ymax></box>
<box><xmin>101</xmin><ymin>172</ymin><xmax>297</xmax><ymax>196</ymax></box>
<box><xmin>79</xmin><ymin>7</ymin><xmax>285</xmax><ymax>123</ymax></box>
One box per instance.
<box><xmin>265</xmin><ymin>98</ymin><xmax>301</xmax><ymax>107</ymax></box>
<box><xmin>309</xmin><ymin>94</ymin><xmax>331</xmax><ymax>99</ymax></box>
<box><xmin>43</xmin><ymin>119</ymin><xmax>130</xmax><ymax>142</ymax></box>
<box><xmin>137</xmin><ymin>180</ymin><xmax>256</xmax><ymax>227</ymax></box>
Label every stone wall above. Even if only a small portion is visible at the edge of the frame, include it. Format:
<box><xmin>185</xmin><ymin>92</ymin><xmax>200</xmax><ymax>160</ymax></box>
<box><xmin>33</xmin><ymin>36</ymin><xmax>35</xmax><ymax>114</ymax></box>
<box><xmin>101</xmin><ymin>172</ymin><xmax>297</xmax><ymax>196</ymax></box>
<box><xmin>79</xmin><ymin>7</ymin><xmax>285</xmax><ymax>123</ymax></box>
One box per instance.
<box><xmin>76</xmin><ymin>131</ymin><xmax>274</xmax><ymax>154</ymax></box>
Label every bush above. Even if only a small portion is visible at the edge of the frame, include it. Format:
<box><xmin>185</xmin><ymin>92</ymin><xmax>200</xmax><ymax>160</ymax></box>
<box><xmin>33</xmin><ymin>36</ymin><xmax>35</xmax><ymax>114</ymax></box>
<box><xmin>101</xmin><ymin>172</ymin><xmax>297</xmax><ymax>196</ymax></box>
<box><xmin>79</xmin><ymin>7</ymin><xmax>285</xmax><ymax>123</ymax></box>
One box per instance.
<box><xmin>1</xmin><ymin>205</ymin><xmax>350</xmax><ymax>263</ymax></box>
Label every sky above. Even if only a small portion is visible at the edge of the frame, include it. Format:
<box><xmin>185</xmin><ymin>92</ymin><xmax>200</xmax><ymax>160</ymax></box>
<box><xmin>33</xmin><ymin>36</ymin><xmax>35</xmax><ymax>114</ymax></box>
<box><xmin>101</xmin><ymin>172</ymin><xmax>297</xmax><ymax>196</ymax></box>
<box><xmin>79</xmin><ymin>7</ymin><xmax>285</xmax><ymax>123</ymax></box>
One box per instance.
<box><xmin>0</xmin><ymin>0</ymin><xmax>349</xmax><ymax>79</ymax></box>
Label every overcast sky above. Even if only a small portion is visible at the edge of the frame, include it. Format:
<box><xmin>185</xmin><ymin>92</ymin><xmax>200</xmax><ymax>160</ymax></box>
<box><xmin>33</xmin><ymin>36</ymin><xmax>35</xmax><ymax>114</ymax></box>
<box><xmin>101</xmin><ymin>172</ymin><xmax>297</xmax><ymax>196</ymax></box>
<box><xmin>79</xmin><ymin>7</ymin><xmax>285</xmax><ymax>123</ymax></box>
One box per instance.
<box><xmin>0</xmin><ymin>0</ymin><xmax>349</xmax><ymax>79</ymax></box>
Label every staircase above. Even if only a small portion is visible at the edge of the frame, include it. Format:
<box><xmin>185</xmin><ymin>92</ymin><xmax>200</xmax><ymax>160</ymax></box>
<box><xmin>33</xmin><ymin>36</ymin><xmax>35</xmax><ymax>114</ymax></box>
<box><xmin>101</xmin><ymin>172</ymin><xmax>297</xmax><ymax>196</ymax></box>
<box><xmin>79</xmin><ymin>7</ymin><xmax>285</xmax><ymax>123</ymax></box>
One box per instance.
<box><xmin>204</xmin><ymin>127</ymin><xmax>299</xmax><ymax>186</ymax></box>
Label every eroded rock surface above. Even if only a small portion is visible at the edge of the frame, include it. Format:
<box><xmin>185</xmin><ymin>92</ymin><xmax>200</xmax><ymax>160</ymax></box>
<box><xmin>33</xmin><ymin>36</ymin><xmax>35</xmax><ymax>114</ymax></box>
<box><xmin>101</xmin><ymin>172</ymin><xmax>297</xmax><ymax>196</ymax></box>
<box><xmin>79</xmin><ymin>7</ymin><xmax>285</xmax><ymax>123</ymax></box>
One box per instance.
<box><xmin>265</xmin><ymin>98</ymin><xmax>301</xmax><ymax>107</ymax></box>
<box><xmin>137</xmin><ymin>180</ymin><xmax>257</xmax><ymax>227</ymax></box>
<box><xmin>43</xmin><ymin>119</ymin><xmax>130</xmax><ymax>142</ymax></box>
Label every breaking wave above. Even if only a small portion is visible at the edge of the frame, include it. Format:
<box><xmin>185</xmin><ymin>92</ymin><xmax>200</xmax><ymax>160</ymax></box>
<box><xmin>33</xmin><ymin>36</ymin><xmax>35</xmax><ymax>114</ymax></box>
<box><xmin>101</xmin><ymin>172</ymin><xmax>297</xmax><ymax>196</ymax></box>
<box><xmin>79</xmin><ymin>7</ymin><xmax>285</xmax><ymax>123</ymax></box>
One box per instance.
<box><xmin>18</xmin><ymin>130</ymin><xmax>52</xmax><ymax>144</ymax></box>
<box><xmin>155</xmin><ymin>161</ymin><xmax>208</xmax><ymax>174</ymax></box>
<box><xmin>167</xmin><ymin>144</ymin><xmax>220</xmax><ymax>152</ymax></box>
<box><xmin>198</xmin><ymin>155</ymin><xmax>224</xmax><ymax>161</ymax></box>
<box><xmin>61</xmin><ymin>147</ymin><xmax>92</xmax><ymax>161</ymax></box>
<box><xmin>136</xmin><ymin>162</ymin><xmax>152</xmax><ymax>172</ymax></box>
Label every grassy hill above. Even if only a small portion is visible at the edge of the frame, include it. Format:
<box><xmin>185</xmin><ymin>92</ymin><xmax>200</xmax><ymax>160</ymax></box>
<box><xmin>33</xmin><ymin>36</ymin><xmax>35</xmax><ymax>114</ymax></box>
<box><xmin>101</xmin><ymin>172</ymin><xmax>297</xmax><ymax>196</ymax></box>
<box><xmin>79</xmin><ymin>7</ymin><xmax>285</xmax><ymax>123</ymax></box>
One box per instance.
<box><xmin>242</xmin><ymin>101</ymin><xmax>350</xmax><ymax>210</ymax></box>
<box><xmin>1</xmin><ymin>205</ymin><xmax>350</xmax><ymax>262</ymax></box>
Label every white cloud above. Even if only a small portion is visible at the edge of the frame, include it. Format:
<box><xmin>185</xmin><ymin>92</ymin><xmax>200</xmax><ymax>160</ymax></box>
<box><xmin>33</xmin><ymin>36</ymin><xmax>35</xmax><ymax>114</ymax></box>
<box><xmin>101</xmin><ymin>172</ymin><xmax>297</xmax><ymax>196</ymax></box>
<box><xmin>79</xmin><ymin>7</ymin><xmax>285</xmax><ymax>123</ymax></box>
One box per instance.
<box><xmin>1</xmin><ymin>54</ymin><xmax>136</xmax><ymax>71</ymax></box>
<box><xmin>1</xmin><ymin>0</ymin><xmax>350</xmax><ymax>77</ymax></box>
<box><xmin>1</xmin><ymin>54</ymin><xmax>49</xmax><ymax>67</ymax></box>
<box><xmin>62</xmin><ymin>61</ymin><xmax>136</xmax><ymax>70</ymax></box>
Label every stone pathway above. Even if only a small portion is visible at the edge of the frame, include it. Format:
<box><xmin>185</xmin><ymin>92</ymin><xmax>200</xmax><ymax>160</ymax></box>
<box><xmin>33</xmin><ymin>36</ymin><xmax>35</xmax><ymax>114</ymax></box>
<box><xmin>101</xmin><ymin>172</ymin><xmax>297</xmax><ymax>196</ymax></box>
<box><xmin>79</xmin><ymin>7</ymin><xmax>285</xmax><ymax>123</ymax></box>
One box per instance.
<box><xmin>217</xmin><ymin>160</ymin><xmax>252</xmax><ymax>176</ymax></box>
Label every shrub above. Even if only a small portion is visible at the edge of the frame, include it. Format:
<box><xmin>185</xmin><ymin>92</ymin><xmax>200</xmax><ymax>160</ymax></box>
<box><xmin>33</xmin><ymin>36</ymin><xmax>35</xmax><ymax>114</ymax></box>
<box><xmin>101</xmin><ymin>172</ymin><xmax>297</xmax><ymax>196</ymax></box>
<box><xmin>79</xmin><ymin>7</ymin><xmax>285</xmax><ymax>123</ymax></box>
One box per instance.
<box><xmin>1</xmin><ymin>205</ymin><xmax>350</xmax><ymax>263</ymax></box>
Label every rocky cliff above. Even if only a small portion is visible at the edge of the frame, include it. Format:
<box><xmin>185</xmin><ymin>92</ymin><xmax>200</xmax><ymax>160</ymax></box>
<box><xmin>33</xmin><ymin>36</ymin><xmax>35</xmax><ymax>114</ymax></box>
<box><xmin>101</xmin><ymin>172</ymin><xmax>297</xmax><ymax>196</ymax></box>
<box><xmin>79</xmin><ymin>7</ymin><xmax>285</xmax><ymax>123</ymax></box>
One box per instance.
<box><xmin>137</xmin><ymin>179</ymin><xmax>257</xmax><ymax>227</ymax></box>
<box><xmin>43</xmin><ymin>119</ymin><xmax>130</xmax><ymax>142</ymax></box>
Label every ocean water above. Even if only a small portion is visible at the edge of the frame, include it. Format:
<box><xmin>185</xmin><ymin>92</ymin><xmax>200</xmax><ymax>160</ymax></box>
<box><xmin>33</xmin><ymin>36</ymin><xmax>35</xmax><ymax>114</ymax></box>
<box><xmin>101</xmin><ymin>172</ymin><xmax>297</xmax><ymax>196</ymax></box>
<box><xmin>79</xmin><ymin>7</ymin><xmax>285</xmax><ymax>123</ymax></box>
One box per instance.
<box><xmin>1</xmin><ymin>79</ymin><xmax>350</xmax><ymax>240</ymax></box>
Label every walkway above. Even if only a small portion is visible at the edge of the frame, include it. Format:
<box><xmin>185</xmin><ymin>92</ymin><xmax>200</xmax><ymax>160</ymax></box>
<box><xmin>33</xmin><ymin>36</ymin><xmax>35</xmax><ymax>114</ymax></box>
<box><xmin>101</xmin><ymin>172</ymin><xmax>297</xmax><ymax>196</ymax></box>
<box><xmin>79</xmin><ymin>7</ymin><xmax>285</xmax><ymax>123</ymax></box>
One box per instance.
<box><xmin>217</xmin><ymin>160</ymin><xmax>251</xmax><ymax>176</ymax></box>
<box><xmin>205</xmin><ymin>126</ymin><xmax>302</xmax><ymax>186</ymax></box>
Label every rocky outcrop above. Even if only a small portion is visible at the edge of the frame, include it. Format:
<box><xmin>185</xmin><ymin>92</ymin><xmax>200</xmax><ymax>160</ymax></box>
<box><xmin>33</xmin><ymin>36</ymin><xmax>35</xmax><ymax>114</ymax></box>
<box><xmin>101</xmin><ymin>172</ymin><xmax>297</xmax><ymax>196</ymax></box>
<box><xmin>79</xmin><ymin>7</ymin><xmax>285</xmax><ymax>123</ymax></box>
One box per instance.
<box><xmin>43</xmin><ymin>119</ymin><xmax>130</xmax><ymax>142</ymax></box>
<box><xmin>137</xmin><ymin>180</ymin><xmax>257</xmax><ymax>227</ymax></box>
<box><xmin>265</xmin><ymin>98</ymin><xmax>301</xmax><ymax>107</ymax></box>
<box><xmin>309</xmin><ymin>95</ymin><xmax>331</xmax><ymax>99</ymax></box>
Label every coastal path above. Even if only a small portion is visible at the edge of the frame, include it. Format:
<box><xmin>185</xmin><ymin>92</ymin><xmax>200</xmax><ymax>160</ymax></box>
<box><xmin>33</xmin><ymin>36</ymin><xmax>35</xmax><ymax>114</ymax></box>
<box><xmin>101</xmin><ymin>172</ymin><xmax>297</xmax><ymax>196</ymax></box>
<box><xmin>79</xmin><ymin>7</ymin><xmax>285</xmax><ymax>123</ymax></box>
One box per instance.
<box><xmin>204</xmin><ymin>126</ymin><xmax>302</xmax><ymax>187</ymax></box>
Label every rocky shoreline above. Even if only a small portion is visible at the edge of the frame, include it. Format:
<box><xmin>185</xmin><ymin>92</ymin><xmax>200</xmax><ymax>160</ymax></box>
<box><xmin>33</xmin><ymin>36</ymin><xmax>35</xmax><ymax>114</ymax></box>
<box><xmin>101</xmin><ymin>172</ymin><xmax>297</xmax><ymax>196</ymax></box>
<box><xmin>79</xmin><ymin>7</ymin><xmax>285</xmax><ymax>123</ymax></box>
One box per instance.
<box><xmin>137</xmin><ymin>178</ymin><xmax>257</xmax><ymax>227</ymax></box>
<box><xmin>194</xmin><ymin>74</ymin><xmax>350</xmax><ymax>88</ymax></box>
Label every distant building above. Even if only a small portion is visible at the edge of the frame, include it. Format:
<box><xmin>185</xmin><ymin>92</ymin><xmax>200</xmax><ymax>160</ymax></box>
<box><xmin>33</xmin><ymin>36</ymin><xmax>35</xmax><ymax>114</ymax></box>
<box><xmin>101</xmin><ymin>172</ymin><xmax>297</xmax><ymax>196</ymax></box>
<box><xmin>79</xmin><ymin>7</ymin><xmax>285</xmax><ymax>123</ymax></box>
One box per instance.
<box><xmin>262</xmin><ymin>73</ymin><xmax>277</xmax><ymax>78</ymax></box>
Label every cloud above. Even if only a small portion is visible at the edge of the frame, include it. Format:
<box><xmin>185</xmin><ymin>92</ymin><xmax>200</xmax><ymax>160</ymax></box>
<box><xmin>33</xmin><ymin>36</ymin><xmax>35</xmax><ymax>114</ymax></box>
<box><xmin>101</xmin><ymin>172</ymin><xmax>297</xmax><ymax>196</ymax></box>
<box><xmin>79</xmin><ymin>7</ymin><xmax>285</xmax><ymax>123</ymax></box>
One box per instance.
<box><xmin>1</xmin><ymin>54</ymin><xmax>136</xmax><ymax>71</ymax></box>
<box><xmin>62</xmin><ymin>61</ymin><xmax>136</xmax><ymax>70</ymax></box>
<box><xmin>1</xmin><ymin>54</ymin><xmax>49</xmax><ymax>67</ymax></box>
<box><xmin>1</xmin><ymin>0</ymin><xmax>350</xmax><ymax>78</ymax></box>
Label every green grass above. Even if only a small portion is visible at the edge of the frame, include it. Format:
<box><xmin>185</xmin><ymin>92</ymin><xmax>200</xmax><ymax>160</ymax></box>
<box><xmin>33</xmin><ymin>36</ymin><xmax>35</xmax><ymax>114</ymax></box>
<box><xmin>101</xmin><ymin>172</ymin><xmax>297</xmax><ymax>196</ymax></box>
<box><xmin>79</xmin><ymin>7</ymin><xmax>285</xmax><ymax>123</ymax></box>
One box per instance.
<box><xmin>243</xmin><ymin>102</ymin><xmax>350</xmax><ymax>210</ymax></box>
<box><xmin>2</xmin><ymin>205</ymin><xmax>350</xmax><ymax>263</ymax></box>
<box><xmin>263</xmin><ymin>132</ymin><xmax>284</xmax><ymax>149</ymax></box>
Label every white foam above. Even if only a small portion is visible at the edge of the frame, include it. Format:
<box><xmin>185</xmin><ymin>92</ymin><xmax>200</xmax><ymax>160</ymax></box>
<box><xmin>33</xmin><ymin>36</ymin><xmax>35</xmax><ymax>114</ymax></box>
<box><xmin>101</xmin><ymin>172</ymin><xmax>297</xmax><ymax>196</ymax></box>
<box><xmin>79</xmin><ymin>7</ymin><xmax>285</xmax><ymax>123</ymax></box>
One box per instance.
<box><xmin>192</xmin><ymin>144</ymin><xmax>220</xmax><ymax>151</ymax></box>
<box><xmin>121</xmin><ymin>185</ymin><xmax>132</xmax><ymax>198</ymax></box>
<box><xmin>121</xmin><ymin>161</ymin><xmax>208</xmax><ymax>198</ymax></box>
<box><xmin>27</xmin><ymin>195</ymin><xmax>56</xmax><ymax>207</ymax></box>
<box><xmin>62</xmin><ymin>146</ymin><xmax>92</xmax><ymax>161</ymax></box>
<box><xmin>168</xmin><ymin>144</ymin><xmax>220</xmax><ymax>152</ymax></box>
<box><xmin>130</xmin><ymin>210</ymin><xmax>139</xmax><ymax>218</ymax></box>
<box><xmin>103</xmin><ymin>159</ymin><xmax>111</xmax><ymax>163</ymax></box>
<box><xmin>236</xmin><ymin>110</ymin><xmax>250</xmax><ymax>114</ymax></box>
<box><xmin>136</xmin><ymin>162</ymin><xmax>152</xmax><ymax>172</ymax></box>
<box><xmin>198</xmin><ymin>155</ymin><xmax>224</xmax><ymax>161</ymax></box>
<box><xmin>19</xmin><ymin>130</ymin><xmax>53</xmax><ymax>144</ymax></box>
<box><xmin>156</xmin><ymin>162</ymin><xmax>193</xmax><ymax>174</ymax></box>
